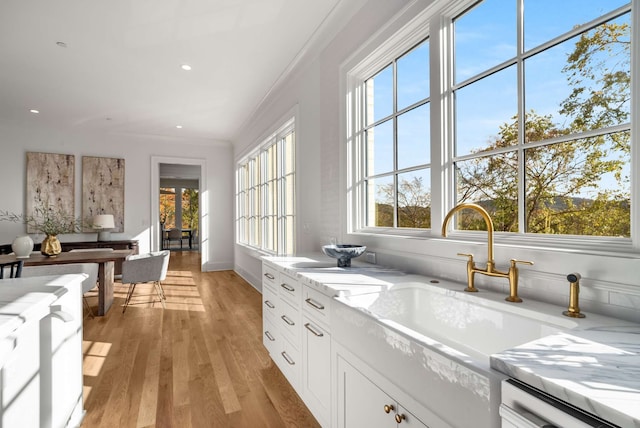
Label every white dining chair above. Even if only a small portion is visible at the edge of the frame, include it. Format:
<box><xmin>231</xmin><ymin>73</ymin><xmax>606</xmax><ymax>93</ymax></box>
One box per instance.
<box><xmin>121</xmin><ymin>250</ymin><xmax>170</xmax><ymax>313</ymax></box>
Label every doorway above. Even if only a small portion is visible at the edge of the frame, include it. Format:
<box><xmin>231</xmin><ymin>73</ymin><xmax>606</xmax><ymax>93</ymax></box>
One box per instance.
<box><xmin>159</xmin><ymin>175</ymin><xmax>199</xmax><ymax>251</ymax></box>
<box><xmin>151</xmin><ymin>156</ymin><xmax>207</xmax><ymax>271</ymax></box>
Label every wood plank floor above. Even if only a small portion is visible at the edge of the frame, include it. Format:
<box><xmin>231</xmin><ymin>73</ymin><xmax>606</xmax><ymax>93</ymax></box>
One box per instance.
<box><xmin>81</xmin><ymin>251</ymin><xmax>320</xmax><ymax>428</ymax></box>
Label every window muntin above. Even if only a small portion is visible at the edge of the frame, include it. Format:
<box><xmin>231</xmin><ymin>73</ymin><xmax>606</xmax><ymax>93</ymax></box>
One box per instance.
<box><xmin>348</xmin><ymin>0</ymin><xmax>632</xmax><ymax>244</ymax></box>
<box><xmin>235</xmin><ymin>120</ymin><xmax>295</xmax><ymax>255</ymax></box>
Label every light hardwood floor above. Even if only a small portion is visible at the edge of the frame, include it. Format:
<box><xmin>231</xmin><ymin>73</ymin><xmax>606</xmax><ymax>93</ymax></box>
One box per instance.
<box><xmin>81</xmin><ymin>251</ymin><xmax>320</xmax><ymax>428</ymax></box>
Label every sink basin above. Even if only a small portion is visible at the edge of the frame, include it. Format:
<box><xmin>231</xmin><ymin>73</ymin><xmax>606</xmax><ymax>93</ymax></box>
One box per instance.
<box><xmin>337</xmin><ymin>282</ymin><xmax>578</xmax><ymax>360</ymax></box>
<box><xmin>321</xmin><ymin>244</ymin><xmax>366</xmax><ymax>267</ymax></box>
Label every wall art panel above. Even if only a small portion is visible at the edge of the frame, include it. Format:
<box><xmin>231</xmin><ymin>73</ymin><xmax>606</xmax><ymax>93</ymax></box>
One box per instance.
<box><xmin>26</xmin><ymin>152</ymin><xmax>75</xmax><ymax>233</ymax></box>
<box><xmin>82</xmin><ymin>156</ymin><xmax>125</xmax><ymax>232</ymax></box>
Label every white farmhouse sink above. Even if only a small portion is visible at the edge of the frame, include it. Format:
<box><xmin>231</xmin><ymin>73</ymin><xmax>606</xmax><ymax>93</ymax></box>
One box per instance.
<box><xmin>332</xmin><ymin>278</ymin><xmax>582</xmax><ymax>427</ymax></box>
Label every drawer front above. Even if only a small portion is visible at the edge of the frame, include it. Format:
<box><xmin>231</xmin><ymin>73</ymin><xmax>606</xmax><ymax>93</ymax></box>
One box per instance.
<box><xmin>263</xmin><ymin>317</ymin><xmax>279</xmax><ymax>357</ymax></box>
<box><xmin>262</xmin><ymin>263</ymin><xmax>279</xmax><ymax>290</ymax></box>
<box><xmin>279</xmin><ymin>272</ymin><xmax>301</xmax><ymax>305</ymax></box>
<box><xmin>303</xmin><ymin>286</ymin><xmax>331</xmax><ymax>326</ymax></box>
<box><xmin>278</xmin><ymin>298</ymin><xmax>301</xmax><ymax>344</ymax></box>
<box><xmin>276</xmin><ymin>337</ymin><xmax>301</xmax><ymax>392</ymax></box>
<box><xmin>262</xmin><ymin>285</ymin><xmax>278</xmax><ymax>322</ymax></box>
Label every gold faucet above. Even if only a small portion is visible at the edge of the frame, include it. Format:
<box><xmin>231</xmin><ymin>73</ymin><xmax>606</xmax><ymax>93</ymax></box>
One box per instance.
<box><xmin>441</xmin><ymin>203</ymin><xmax>533</xmax><ymax>302</ymax></box>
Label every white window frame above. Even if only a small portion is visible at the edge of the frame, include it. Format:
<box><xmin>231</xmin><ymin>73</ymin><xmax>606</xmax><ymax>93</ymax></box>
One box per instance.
<box><xmin>235</xmin><ymin>117</ymin><xmax>296</xmax><ymax>255</ymax></box>
<box><xmin>344</xmin><ymin>0</ymin><xmax>639</xmax><ymax>254</ymax></box>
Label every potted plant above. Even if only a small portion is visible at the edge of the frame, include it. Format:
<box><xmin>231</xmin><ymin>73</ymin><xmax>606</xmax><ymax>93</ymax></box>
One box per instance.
<box><xmin>0</xmin><ymin>205</ymin><xmax>84</xmax><ymax>256</ymax></box>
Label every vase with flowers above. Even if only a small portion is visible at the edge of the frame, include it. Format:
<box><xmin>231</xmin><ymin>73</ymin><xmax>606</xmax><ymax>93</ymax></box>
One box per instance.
<box><xmin>0</xmin><ymin>205</ymin><xmax>84</xmax><ymax>256</ymax></box>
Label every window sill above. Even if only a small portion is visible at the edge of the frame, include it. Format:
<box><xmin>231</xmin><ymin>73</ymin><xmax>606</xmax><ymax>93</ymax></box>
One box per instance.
<box><xmin>350</xmin><ymin>228</ymin><xmax>638</xmax><ymax>258</ymax></box>
<box><xmin>236</xmin><ymin>243</ymin><xmax>275</xmax><ymax>259</ymax></box>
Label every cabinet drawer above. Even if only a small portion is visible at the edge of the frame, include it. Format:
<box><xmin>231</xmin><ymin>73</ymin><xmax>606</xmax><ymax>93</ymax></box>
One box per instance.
<box><xmin>303</xmin><ymin>286</ymin><xmax>331</xmax><ymax>325</ymax></box>
<box><xmin>278</xmin><ymin>299</ymin><xmax>301</xmax><ymax>344</ymax></box>
<box><xmin>262</xmin><ymin>263</ymin><xmax>279</xmax><ymax>290</ymax></box>
<box><xmin>279</xmin><ymin>272</ymin><xmax>301</xmax><ymax>304</ymax></box>
<box><xmin>262</xmin><ymin>285</ymin><xmax>278</xmax><ymax>322</ymax></box>
<box><xmin>263</xmin><ymin>317</ymin><xmax>279</xmax><ymax>357</ymax></box>
<box><xmin>276</xmin><ymin>337</ymin><xmax>301</xmax><ymax>392</ymax></box>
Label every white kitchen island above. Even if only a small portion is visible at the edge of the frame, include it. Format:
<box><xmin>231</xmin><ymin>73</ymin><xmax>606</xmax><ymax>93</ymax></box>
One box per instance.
<box><xmin>0</xmin><ymin>274</ymin><xmax>85</xmax><ymax>428</ymax></box>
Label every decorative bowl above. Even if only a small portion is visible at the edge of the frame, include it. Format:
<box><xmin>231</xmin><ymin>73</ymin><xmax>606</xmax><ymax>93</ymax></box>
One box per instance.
<box><xmin>321</xmin><ymin>244</ymin><xmax>366</xmax><ymax>267</ymax></box>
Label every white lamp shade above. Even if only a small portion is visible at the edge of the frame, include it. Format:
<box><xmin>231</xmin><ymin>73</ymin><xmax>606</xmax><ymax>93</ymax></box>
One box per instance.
<box><xmin>93</xmin><ymin>214</ymin><xmax>115</xmax><ymax>229</ymax></box>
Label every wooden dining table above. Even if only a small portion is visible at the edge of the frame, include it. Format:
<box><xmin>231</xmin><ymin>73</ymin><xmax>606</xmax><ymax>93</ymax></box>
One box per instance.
<box><xmin>0</xmin><ymin>249</ymin><xmax>132</xmax><ymax>315</ymax></box>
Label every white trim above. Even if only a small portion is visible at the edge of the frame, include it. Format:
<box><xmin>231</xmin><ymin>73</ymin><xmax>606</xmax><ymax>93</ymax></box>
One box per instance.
<box><xmin>151</xmin><ymin>156</ymin><xmax>207</xmax><ymax>271</ymax></box>
<box><xmin>632</xmin><ymin>0</ymin><xmax>640</xmax><ymax>249</ymax></box>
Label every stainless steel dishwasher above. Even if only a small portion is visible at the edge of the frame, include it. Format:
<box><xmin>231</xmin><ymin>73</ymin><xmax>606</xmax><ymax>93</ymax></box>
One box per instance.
<box><xmin>500</xmin><ymin>379</ymin><xmax>618</xmax><ymax>428</ymax></box>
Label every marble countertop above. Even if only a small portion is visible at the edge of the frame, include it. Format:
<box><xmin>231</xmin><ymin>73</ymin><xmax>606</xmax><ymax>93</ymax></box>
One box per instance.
<box><xmin>264</xmin><ymin>254</ymin><xmax>640</xmax><ymax>427</ymax></box>
<box><xmin>491</xmin><ymin>326</ymin><xmax>640</xmax><ymax>428</ymax></box>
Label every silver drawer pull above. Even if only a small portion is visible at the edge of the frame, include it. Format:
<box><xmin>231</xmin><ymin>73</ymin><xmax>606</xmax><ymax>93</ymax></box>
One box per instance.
<box><xmin>280</xmin><ymin>283</ymin><xmax>295</xmax><ymax>292</ymax></box>
<box><xmin>264</xmin><ymin>331</ymin><xmax>275</xmax><ymax>341</ymax></box>
<box><xmin>264</xmin><ymin>273</ymin><xmax>275</xmax><ymax>280</ymax></box>
<box><xmin>305</xmin><ymin>298</ymin><xmax>325</xmax><ymax>310</ymax></box>
<box><xmin>304</xmin><ymin>323</ymin><xmax>324</xmax><ymax>337</ymax></box>
<box><xmin>281</xmin><ymin>351</ymin><xmax>295</xmax><ymax>365</ymax></box>
<box><xmin>264</xmin><ymin>300</ymin><xmax>275</xmax><ymax>309</ymax></box>
<box><xmin>281</xmin><ymin>315</ymin><xmax>295</xmax><ymax>326</ymax></box>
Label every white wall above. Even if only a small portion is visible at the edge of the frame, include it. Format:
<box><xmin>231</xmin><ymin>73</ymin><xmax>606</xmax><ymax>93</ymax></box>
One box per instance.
<box><xmin>233</xmin><ymin>0</ymin><xmax>406</xmax><ymax>289</ymax></box>
<box><xmin>0</xmin><ymin>121</ymin><xmax>234</xmax><ymax>271</ymax></box>
<box><xmin>234</xmin><ymin>0</ymin><xmax>640</xmax><ymax>323</ymax></box>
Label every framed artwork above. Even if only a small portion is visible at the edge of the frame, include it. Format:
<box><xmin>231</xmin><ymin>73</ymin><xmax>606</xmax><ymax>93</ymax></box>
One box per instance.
<box><xmin>82</xmin><ymin>156</ymin><xmax>125</xmax><ymax>232</ymax></box>
<box><xmin>26</xmin><ymin>152</ymin><xmax>75</xmax><ymax>233</ymax></box>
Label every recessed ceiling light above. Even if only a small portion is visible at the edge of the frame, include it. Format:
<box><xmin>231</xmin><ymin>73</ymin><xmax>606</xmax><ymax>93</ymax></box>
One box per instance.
<box><xmin>29</xmin><ymin>109</ymin><xmax>40</xmax><ymax>114</ymax></box>
<box><xmin>180</xmin><ymin>64</ymin><xmax>192</xmax><ymax>71</ymax></box>
<box><xmin>176</xmin><ymin>125</ymin><xmax>183</xmax><ymax>129</ymax></box>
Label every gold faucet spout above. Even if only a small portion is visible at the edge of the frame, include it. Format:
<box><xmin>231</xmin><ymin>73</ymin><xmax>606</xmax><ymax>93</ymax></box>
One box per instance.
<box><xmin>442</xmin><ymin>203</ymin><xmax>495</xmax><ymax>273</ymax></box>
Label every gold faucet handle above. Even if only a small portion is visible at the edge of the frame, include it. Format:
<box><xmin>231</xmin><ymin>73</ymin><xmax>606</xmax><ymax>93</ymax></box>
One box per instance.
<box><xmin>457</xmin><ymin>253</ymin><xmax>474</xmax><ymax>262</ymax></box>
<box><xmin>510</xmin><ymin>259</ymin><xmax>533</xmax><ymax>268</ymax></box>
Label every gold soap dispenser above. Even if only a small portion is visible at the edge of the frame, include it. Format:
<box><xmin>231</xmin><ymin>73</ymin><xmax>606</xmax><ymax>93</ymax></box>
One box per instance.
<box><xmin>563</xmin><ymin>272</ymin><xmax>586</xmax><ymax>318</ymax></box>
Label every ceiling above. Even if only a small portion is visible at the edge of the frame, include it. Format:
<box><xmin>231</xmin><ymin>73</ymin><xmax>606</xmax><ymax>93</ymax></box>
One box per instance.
<box><xmin>0</xmin><ymin>0</ymin><xmax>358</xmax><ymax>143</ymax></box>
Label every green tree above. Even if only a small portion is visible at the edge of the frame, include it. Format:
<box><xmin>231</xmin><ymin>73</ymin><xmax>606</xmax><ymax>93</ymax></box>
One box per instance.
<box><xmin>182</xmin><ymin>188</ymin><xmax>199</xmax><ymax>231</ymax></box>
<box><xmin>376</xmin><ymin>176</ymin><xmax>431</xmax><ymax>228</ymax></box>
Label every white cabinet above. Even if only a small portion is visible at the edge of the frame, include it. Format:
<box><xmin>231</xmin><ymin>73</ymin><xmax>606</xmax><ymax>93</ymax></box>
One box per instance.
<box><xmin>261</xmin><ymin>263</ymin><xmax>302</xmax><ymax>392</ymax></box>
<box><xmin>0</xmin><ymin>316</ymin><xmax>41</xmax><ymax>428</ymax></box>
<box><xmin>41</xmin><ymin>279</ymin><xmax>84</xmax><ymax>428</ymax></box>
<box><xmin>0</xmin><ymin>274</ymin><xmax>84</xmax><ymax>428</ymax></box>
<box><xmin>301</xmin><ymin>284</ymin><xmax>333</xmax><ymax>426</ymax></box>
<box><xmin>337</xmin><ymin>356</ymin><xmax>428</xmax><ymax>428</ymax></box>
<box><xmin>262</xmin><ymin>261</ymin><xmax>334</xmax><ymax>426</ymax></box>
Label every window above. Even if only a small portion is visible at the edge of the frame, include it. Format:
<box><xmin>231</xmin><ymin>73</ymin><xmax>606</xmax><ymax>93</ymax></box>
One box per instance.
<box><xmin>453</xmin><ymin>0</ymin><xmax>630</xmax><ymax>237</ymax></box>
<box><xmin>363</xmin><ymin>39</ymin><xmax>431</xmax><ymax>229</ymax></box>
<box><xmin>236</xmin><ymin>119</ymin><xmax>295</xmax><ymax>255</ymax></box>
<box><xmin>160</xmin><ymin>187</ymin><xmax>199</xmax><ymax>231</ymax></box>
<box><xmin>347</xmin><ymin>0</ymin><xmax>633</xmax><ymax>244</ymax></box>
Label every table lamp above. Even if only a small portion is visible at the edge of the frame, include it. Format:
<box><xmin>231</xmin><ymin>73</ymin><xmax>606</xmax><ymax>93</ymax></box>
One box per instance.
<box><xmin>93</xmin><ymin>214</ymin><xmax>115</xmax><ymax>241</ymax></box>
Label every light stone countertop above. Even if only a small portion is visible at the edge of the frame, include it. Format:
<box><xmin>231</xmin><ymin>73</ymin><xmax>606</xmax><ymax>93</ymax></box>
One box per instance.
<box><xmin>490</xmin><ymin>327</ymin><xmax>640</xmax><ymax>428</ymax></box>
<box><xmin>264</xmin><ymin>254</ymin><xmax>640</xmax><ymax>427</ymax></box>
